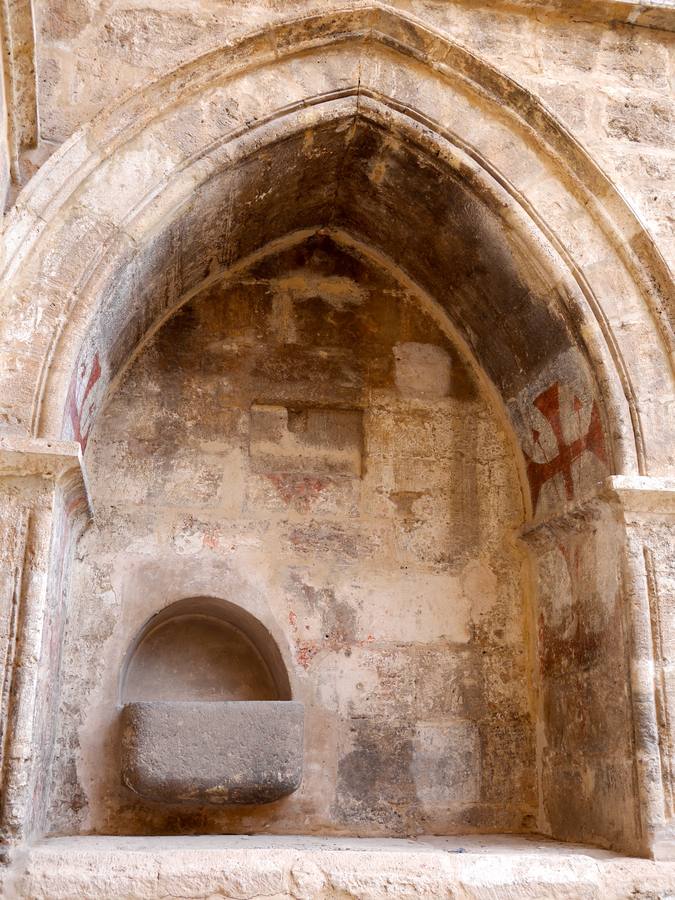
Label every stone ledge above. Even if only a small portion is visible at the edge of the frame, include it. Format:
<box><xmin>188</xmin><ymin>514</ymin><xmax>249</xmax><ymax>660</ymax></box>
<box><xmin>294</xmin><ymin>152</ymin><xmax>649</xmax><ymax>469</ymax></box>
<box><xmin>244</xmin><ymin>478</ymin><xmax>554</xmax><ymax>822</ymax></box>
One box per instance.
<box><xmin>4</xmin><ymin>835</ymin><xmax>675</xmax><ymax>899</ymax></box>
<box><xmin>604</xmin><ymin>474</ymin><xmax>675</xmax><ymax>516</ymax></box>
<box><xmin>0</xmin><ymin>436</ymin><xmax>83</xmax><ymax>478</ymax></box>
<box><xmin>0</xmin><ymin>436</ymin><xmax>92</xmax><ymax>515</ymax></box>
<box><xmin>520</xmin><ymin>474</ymin><xmax>675</xmax><ymax>541</ymax></box>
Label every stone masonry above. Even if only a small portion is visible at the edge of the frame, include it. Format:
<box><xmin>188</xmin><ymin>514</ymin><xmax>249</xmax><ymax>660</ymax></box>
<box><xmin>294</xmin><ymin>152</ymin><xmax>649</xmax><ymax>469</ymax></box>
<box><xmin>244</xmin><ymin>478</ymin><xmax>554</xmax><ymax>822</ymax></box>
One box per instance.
<box><xmin>0</xmin><ymin>2</ymin><xmax>674</xmax><ymax>897</ymax></box>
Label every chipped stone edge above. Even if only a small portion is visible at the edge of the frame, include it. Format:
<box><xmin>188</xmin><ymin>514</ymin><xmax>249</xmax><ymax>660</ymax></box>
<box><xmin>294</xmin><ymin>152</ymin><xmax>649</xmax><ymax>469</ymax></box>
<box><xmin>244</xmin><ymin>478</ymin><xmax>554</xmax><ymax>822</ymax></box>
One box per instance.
<box><xmin>0</xmin><ymin>436</ymin><xmax>93</xmax><ymax>517</ymax></box>
<box><xmin>519</xmin><ymin>474</ymin><xmax>675</xmax><ymax>541</ymax></box>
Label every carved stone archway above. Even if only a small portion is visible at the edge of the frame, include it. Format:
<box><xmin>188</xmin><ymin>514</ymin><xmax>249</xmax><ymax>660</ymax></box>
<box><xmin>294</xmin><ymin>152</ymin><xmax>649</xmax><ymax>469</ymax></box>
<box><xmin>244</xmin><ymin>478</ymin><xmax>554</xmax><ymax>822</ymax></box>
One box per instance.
<box><xmin>0</xmin><ymin>7</ymin><xmax>673</xmax><ymax>866</ymax></box>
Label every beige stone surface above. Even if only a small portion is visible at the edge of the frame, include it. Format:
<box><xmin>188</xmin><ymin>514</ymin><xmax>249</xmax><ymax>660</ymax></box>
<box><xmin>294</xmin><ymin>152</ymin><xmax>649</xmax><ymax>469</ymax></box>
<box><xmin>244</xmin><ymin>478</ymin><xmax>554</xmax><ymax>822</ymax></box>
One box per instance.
<box><xmin>17</xmin><ymin>0</ymin><xmax>674</xmax><ymax>271</ymax></box>
<box><xmin>0</xmin><ymin>0</ymin><xmax>672</xmax><ymax>888</ymax></box>
<box><xmin>5</xmin><ymin>834</ymin><xmax>675</xmax><ymax>899</ymax></box>
<box><xmin>46</xmin><ymin>236</ymin><xmax>534</xmax><ymax>838</ymax></box>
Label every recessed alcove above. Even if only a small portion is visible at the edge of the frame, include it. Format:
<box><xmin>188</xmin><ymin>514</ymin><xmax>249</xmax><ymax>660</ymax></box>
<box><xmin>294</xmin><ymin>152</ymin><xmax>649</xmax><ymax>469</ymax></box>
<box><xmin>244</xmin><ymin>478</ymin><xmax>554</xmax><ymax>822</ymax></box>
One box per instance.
<box><xmin>48</xmin><ymin>233</ymin><xmax>537</xmax><ymax>839</ymax></box>
<box><xmin>121</xmin><ymin>597</ymin><xmax>292</xmax><ymax>703</ymax></box>
<box><xmin>0</xmin><ymin>8</ymin><xmax>672</xmax><ymax>892</ymax></box>
<box><xmin>119</xmin><ymin>598</ymin><xmax>302</xmax><ymax>806</ymax></box>
<box><xmin>22</xmin><ymin>13</ymin><xmax>666</xmax><ymax>856</ymax></box>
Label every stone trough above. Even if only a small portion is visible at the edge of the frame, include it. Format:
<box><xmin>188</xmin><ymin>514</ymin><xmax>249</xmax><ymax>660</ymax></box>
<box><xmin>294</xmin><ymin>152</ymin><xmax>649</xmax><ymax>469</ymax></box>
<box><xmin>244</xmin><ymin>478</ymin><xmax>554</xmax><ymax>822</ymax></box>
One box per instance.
<box><xmin>120</xmin><ymin>700</ymin><xmax>304</xmax><ymax>805</ymax></box>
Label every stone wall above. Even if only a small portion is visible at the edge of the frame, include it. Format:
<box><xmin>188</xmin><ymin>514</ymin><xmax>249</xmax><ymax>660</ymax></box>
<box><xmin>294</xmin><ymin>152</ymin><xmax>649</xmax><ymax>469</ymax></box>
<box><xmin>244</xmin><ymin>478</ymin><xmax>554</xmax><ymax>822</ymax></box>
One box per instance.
<box><xmin>31</xmin><ymin>0</ymin><xmax>675</xmax><ymax>268</ymax></box>
<box><xmin>0</xmin><ymin>8</ymin><xmax>11</xmax><ymax>208</ymax></box>
<box><xmin>46</xmin><ymin>235</ymin><xmax>535</xmax><ymax>837</ymax></box>
<box><xmin>0</xmin><ymin>0</ymin><xmax>671</xmax><ymax>871</ymax></box>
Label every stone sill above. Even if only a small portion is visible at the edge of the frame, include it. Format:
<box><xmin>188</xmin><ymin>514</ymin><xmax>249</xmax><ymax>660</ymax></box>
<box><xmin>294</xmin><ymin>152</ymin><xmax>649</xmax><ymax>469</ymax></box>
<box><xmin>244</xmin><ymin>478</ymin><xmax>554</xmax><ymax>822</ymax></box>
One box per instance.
<box><xmin>5</xmin><ymin>834</ymin><xmax>675</xmax><ymax>898</ymax></box>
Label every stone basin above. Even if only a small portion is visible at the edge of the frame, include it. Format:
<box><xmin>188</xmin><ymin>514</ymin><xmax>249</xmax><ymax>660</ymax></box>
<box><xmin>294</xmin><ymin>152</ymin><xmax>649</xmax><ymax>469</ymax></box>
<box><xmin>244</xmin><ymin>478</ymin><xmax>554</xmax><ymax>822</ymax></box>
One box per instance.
<box><xmin>120</xmin><ymin>700</ymin><xmax>304</xmax><ymax>805</ymax></box>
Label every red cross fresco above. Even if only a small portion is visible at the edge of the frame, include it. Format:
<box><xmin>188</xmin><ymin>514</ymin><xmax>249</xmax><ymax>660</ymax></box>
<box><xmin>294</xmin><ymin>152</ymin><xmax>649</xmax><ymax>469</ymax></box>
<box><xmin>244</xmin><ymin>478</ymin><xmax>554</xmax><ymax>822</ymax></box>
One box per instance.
<box><xmin>67</xmin><ymin>352</ymin><xmax>101</xmax><ymax>451</ymax></box>
<box><xmin>524</xmin><ymin>382</ymin><xmax>606</xmax><ymax>510</ymax></box>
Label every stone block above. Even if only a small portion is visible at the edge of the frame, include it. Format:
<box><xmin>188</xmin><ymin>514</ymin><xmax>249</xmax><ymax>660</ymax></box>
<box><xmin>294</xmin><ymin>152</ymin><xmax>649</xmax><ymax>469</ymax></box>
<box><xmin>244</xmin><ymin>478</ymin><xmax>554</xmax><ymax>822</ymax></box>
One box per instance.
<box><xmin>245</xmin><ymin>472</ymin><xmax>360</xmax><ymax>517</ymax></box>
<box><xmin>334</xmin><ymin>717</ymin><xmax>417</xmax><ymax>833</ymax></box>
<box><xmin>282</xmin><ymin>520</ymin><xmax>385</xmax><ymax>561</ymax></box>
<box><xmin>343</xmin><ymin>571</ymin><xmax>469</xmax><ymax>644</ymax></box>
<box><xmin>315</xmin><ymin>647</ymin><xmax>417</xmax><ymax>719</ymax></box>
<box><xmin>250</xmin><ymin>404</ymin><xmax>362</xmax><ymax>476</ymax></box>
<box><xmin>415</xmin><ymin>648</ymin><xmax>485</xmax><ymax>720</ymax></box>
<box><xmin>411</xmin><ymin>721</ymin><xmax>480</xmax><ymax>808</ymax></box>
<box><xmin>393</xmin><ymin>342</ymin><xmax>452</xmax><ymax>399</ymax></box>
<box><xmin>120</xmin><ymin>700</ymin><xmax>304</xmax><ymax>805</ymax></box>
<box><xmin>478</xmin><ymin>717</ymin><xmax>536</xmax><ymax>806</ymax></box>
<box><xmin>604</xmin><ymin>94</ymin><xmax>675</xmax><ymax>148</ymax></box>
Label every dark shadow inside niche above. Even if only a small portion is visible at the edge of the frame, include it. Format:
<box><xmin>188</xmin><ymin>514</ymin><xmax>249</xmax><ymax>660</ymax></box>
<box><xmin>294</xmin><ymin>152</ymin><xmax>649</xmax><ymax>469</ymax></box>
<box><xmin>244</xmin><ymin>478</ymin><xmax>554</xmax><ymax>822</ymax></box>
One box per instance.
<box><xmin>120</xmin><ymin>597</ymin><xmax>291</xmax><ymax>703</ymax></box>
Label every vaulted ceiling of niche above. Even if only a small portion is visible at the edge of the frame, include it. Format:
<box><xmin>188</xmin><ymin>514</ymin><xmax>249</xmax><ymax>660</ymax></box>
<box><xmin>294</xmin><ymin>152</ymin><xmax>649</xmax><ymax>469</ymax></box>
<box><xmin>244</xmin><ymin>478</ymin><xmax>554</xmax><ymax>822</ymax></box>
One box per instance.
<box><xmin>115</xmin><ymin>113</ymin><xmax>578</xmax><ymax>415</ymax></box>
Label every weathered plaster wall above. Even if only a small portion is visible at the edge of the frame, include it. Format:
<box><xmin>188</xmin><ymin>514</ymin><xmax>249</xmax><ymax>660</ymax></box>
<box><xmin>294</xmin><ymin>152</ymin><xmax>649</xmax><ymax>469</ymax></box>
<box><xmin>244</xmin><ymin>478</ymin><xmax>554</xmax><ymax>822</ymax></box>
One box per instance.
<box><xmin>31</xmin><ymin>0</ymin><xmax>675</xmax><ymax>267</ymax></box>
<box><xmin>0</xmin><ymin>53</ymin><xmax>8</xmax><ymax>209</ymax></box>
<box><xmin>525</xmin><ymin>506</ymin><xmax>637</xmax><ymax>849</ymax></box>
<box><xmin>0</xmin><ymin>0</ymin><xmax>670</xmax><ymax>872</ymax></box>
<box><xmin>47</xmin><ymin>236</ymin><xmax>535</xmax><ymax>838</ymax></box>
<box><xmin>0</xmin><ymin>444</ymin><xmax>89</xmax><ymax>849</ymax></box>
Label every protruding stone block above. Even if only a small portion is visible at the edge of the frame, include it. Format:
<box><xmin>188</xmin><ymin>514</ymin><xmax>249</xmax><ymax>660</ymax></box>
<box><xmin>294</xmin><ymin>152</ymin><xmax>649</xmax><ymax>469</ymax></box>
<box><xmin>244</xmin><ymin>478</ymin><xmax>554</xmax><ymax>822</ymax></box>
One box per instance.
<box><xmin>121</xmin><ymin>700</ymin><xmax>304</xmax><ymax>805</ymax></box>
<box><xmin>393</xmin><ymin>342</ymin><xmax>452</xmax><ymax>398</ymax></box>
<box><xmin>249</xmin><ymin>404</ymin><xmax>362</xmax><ymax>476</ymax></box>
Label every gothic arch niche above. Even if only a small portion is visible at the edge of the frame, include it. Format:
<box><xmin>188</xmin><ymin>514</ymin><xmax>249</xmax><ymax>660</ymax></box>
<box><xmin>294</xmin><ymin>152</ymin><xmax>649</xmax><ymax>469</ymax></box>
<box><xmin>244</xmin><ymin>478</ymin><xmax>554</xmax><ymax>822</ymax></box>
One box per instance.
<box><xmin>51</xmin><ymin>230</ymin><xmax>533</xmax><ymax>837</ymax></box>
<box><xmin>0</xmin><ymin>7</ymin><xmax>672</xmax><ymax>861</ymax></box>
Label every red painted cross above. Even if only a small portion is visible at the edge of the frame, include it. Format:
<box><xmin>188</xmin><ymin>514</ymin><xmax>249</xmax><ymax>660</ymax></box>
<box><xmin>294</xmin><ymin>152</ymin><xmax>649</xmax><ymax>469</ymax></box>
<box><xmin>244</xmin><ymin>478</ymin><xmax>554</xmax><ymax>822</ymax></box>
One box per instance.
<box><xmin>524</xmin><ymin>382</ymin><xmax>606</xmax><ymax>510</ymax></box>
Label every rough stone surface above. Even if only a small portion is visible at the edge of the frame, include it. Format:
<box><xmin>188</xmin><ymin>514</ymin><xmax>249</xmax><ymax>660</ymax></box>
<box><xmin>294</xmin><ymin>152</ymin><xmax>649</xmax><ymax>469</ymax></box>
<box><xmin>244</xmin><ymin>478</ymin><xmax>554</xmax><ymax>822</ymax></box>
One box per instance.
<box><xmin>121</xmin><ymin>701</ymin><xmax>304</xmax><ymax>806</ymax></box>
<box><xmin>5</xmin><ymin>834</ymin><xmax>675</xmax><ymax>899</ymax></box>
<box><xmin>15</xmin><ymin>0</ymin><xmax>674</xmax><ymax>267</ymax></box>
<box><xmin>0</xmin><ymin>1</ymin><xmax>673</xmax><ymax>891</ymax></box>
<box><xmin>48</xmin><ymin>236</ymin><xmax>534</xmax><ymax>838</ymax></box>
